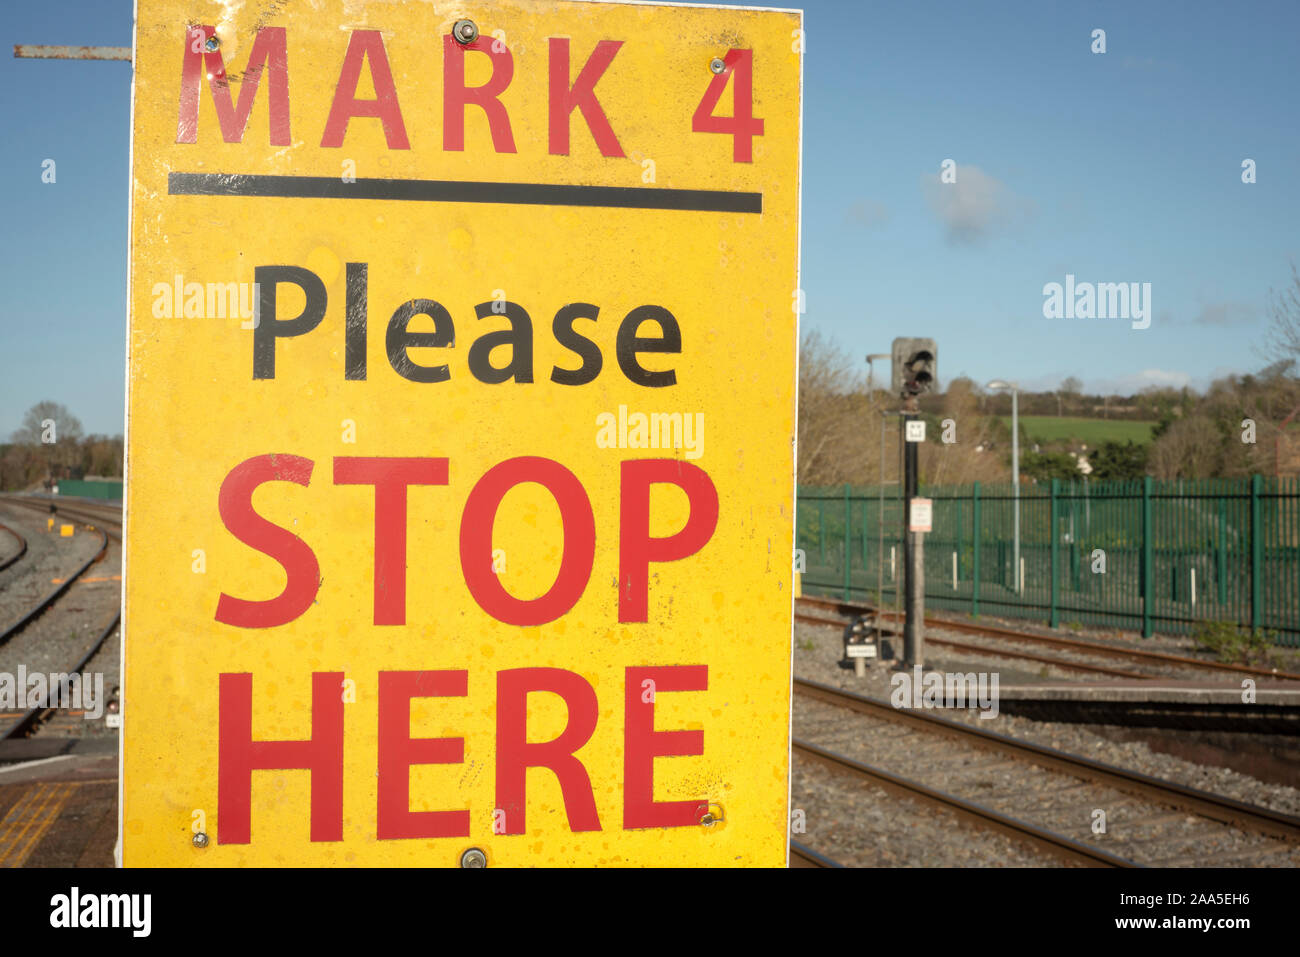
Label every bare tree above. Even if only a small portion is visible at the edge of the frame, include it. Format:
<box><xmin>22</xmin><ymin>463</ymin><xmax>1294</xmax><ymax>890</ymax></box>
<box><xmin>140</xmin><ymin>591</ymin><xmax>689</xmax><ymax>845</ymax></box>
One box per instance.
<box><xmin>797</xmin><ymin>336</ymin><xmax>1012</xmax><ymax>488</ymax></box>
<box><xmin>10</xmin><ymin>401</ymin><xmax>84</xmax><ymax>480</ymax></box>
<box><xmin>1264</xmin><ymin>262</ymin><xmax>1300</xmax><ymax>366</ymax></box>
<box><xmin>12</xmin><ymin>401</ymin><xmax>83</xmax><ymax>446</ymax></box>
<box><xmin>0</xmin><ymin>444</ymin><xmax>44</xmax><ymax>491</ymax></box>
<box><xmin>923</xmin><ymin>377</ymin><xmax>1006</xmax><ymax>487</ymax></box>
<box><xmin>81</xmin><ymin>435</ymin><xmax>125</xmax><ymax>477</ymax></box>
<box><xmin>1057</xmin><ymin>376</ymin><xmax>1082</xmax><ymax>416</ymax></box>
<box><xmin>1148</xmin><ymin>415</ymin><xmax>1223</xmax><ymax>478</ymax></box>
<box><xmin>1145</xmin><ymin>366</ymin><xmax>1300</xmax><ymax>478</ymax></box>
<box><xmin>797</xmin><ymin>331</ymin><xmax>876</xmax><ymax>485</ymax></box>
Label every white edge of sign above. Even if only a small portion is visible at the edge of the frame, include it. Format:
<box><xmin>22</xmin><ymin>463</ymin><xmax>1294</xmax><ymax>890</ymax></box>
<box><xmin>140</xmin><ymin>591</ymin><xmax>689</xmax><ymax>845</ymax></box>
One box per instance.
<box><xmin>784</xmin><ymin>7</ymin><xmax>804</xmax><ymax>871</ymax></box>
<box><xmin>116</xmin><ymin>0</ymin><xmax>139</xmax><ymax>871</ymax></box>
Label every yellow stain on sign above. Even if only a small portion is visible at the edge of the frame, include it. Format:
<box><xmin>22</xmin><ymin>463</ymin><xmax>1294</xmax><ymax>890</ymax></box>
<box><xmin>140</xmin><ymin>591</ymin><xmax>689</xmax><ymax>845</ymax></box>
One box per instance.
<box><xmin>124</xmin><ymin>0</ymin><xmax>800</xmax><ymax>866</ymax></box>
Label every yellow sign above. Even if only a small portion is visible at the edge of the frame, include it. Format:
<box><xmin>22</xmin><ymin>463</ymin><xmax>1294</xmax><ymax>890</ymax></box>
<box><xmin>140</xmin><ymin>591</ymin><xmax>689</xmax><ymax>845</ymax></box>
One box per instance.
<box><xmin>123</xmin><ymin>0</ymin><xmax>801</xmax><ymax>866</ymax></box>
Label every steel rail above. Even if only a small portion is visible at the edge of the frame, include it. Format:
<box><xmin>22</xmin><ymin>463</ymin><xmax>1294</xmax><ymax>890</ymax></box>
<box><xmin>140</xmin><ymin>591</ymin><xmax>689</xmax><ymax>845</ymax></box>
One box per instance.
<box><xmin>794</xmin><ymin>612</ymin><xmax>854</xmax><ymax>629</ymax></box>
<box><xmin>0</xmin><ymin>495</ymin><xmax>122</xmax><ymax>521</ymax></box>
<box><xmin>796</xmin><ymin>600</ymin><xmax>1151</xmax><ymax>679</ymax></box>
<box><xmin>47</xmin><ymin>512</ymin><xmax>122</xmax><ymax>543</ymax></box>
<box><xmin>0</xmin><ymin>525</ymin><xmax>109</xmax><ymax>648</ymax></box>
<box><xmin>789</xmin><ymin>840</ymin><xmax>842</xmax><ymax>868</ymax></box>
<box><xmin>0</xmin><ymin>523</ymin><xmax>27</xmax><ymax>572</ymax></box>
<box><xmin>793</xmin><ymin>737</ymin><xmax>1137</xmax><ymax>867</ymax></box>
<box><xmin>0</xmin><ymin>497</ymin><xmax>121</xmax><ymax>543</ymax></box>
<box><xmin>907</xmin><ymin>613</ymin><xmax>1300</xmax><ymax>682</ymax></box>
<box><xmin>1</xmin><ymin>610</ymin><xmax>120</xmax><ymax>741</ymax></box>
<box><xmin>796</xmin><ymin>594</ymin><xmax>1300</xmax><ymax>682</ymax></box>
<box><xmin>922</xmin><ymin>635</ymin><xmax>1147</xmax><ymax>679</ymax></box>
<box><xmin>794</xmin><ymin>676</ymin><xmax>1300</xmax><ymax>843</ymax></box>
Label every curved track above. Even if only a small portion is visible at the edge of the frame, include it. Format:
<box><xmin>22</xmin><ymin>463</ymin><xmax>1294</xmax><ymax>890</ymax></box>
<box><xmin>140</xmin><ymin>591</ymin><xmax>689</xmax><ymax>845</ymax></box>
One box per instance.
<box><xmin>0</xmin><ymin>525</ymin><xmax>108</xmax><ymax>649</ymax></box>
<box><xmin>0</xmin><ymin>496</ymin><xmax>122</xmax><ymax>543</ymax></box>
<box><xmin>0</xmin><ymin>495</ymin><xmax>123</xmax><ymax>742</ymax></box>
<box><xmin>0</xmin><ymin>523</ymin><xmax>27</xmax><ymax>573</ymax></box>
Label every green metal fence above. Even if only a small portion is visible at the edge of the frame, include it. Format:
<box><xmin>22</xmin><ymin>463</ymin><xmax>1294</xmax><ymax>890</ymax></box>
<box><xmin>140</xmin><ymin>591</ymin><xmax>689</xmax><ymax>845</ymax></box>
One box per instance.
<box><xmin>796</xmin><ymin>477</ymin><xmax>1300</xmax><ymax>647</ymax></box>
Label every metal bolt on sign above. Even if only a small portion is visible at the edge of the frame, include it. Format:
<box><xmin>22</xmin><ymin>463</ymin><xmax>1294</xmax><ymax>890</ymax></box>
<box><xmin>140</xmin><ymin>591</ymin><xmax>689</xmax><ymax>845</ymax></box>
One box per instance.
<box><xmin>459</xmin><ymin>847</ymin><xmax>487</xmax><ymax>868</ymax></box>
<box><xmin>709</xmin><ymin>57</ymin><xmax>726</xmax><ymax>74</ymax></box>
<box><xmin>204</xmin><ymin>35</ymin><xmax>219</xmax><ymax>52</ymax></box>
<box><xmin>452</xmin><ymin>19</ymin><xmax>478</xmax><ymax>45</ymax></box>
<box><xmin>699</xmin><ymin>803</ymin><xmax>725</xmax><ymax>826</ymax></box>
<box><xmin>192</xmin><ymin>832</ymin><xmax>209</xmax><ymax>849</ymax></box>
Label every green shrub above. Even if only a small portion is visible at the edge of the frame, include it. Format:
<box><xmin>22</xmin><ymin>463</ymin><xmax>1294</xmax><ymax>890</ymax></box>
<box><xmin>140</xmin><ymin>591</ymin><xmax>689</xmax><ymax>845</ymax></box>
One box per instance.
<box><xmin>1191</xmin><ymin>620</ymin><xmax>1273</xmax><ymax>662</ymax></box>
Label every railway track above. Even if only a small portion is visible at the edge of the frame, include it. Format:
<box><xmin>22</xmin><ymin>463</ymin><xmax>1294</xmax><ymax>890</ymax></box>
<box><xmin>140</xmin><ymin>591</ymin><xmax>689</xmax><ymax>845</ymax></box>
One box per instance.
<box><xmin>0</xmin><ymin>612</ymin><xmax>120</xmax><ymax>742</ymax></box>
<box><xmin>793</xmin><ymin>736</ymin><xmax>1134</xmax><ymax>867</ymax></box>
<box><xmin>793</xmin><ymin>676</ymin><xmax>1300</xmax><ymax>867</ymax></box>
<box><xmin>0</xmin><ymin>525</ymin><xmax>108</xmax><ymax>650</ymax></box>
<box><xmin>795</xmin><ymin>603</ymin><xmax>1145</xmax><ymax>679</ymax></box>
<box><xmin>796</xmin><ymin>593</ymin><xmax>1300</xmax><ymax>682</ymax></box>
<box><xmin>0</xmin><ymin>496</ymin><xmax>122</xmax><ymax>743</ymax></box>
<box><xmin>789</xmin><ymin>840</ymin><xmax>842</xmax><ymax>868</ymax></box>
<box><xmin>0</xmin><ymin>496</ymin><xmax>122</xmax><ymax>544</ymax></box>
<box><xmin>0</xmin><ymin>523</ymin><xmax>27</xmax><ymax>573</ymax></box>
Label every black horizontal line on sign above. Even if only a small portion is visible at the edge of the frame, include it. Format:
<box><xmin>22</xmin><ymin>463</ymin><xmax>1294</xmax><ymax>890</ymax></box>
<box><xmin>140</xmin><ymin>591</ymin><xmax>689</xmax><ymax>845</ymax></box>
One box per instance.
<box><xmin>167</xmin><ymin>172</ymin><xmax>763</xmax><ymax>214</ymax></box>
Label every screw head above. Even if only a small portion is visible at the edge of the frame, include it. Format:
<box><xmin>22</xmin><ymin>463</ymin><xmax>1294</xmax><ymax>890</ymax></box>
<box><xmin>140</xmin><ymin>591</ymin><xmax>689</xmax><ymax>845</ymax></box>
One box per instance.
<box><xmin>192</xmin><ymin>832</ymin><xmax>209</xmax><ymax>849</ymax></box>
<box><xmin>453</xmin><ymin>19</ymin><xmax>479</xmax><ymax>45</ymax></box>
<box><xmin>460</xmin><ymin>847</ymin><xmax>487</xmax><ymax>868</ymax></box>
<box><xmin>710</xmin><ymin>57</ymin><xmax>727</xmax><ymax>74</ymax></box>
<box><xmin>204</xmin><ymin>35</ymin><xmax>220</xmax><ymax>52</ymax></box>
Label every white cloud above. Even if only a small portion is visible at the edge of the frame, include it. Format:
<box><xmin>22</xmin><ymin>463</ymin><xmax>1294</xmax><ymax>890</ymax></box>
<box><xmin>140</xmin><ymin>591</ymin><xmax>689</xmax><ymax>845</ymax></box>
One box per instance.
<box><xmin>1192</xmin><ymin>301</ymin><xmax>1256</xmax><ymax>325</ymax></box>
<box><xmin>844</xmin><ymin>199</ymin><xmax>890</xmax><ymax>229</ymax></box>
<box><xmin>921</xmin><ymin>164</ymin><xmax>1034</xmax><ymax>244</ymax></box>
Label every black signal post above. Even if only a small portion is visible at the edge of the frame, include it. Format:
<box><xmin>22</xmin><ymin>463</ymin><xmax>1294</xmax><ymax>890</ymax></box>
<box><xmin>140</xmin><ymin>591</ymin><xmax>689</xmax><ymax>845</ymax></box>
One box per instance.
<box><xmin>901</xmin><ymin>395</ymin><xmax>921</xmax><ymax>667</ymax></box>
<box><xmin>891</xmin><ymin>338</ymin><xmax>937</xmax><ymax>669</ymax></box>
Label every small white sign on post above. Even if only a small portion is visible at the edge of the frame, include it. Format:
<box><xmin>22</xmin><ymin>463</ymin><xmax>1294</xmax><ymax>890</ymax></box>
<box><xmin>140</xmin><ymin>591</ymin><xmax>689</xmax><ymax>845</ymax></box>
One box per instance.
<box><xmin>909</xmin><ymin>498</ymin><xmax>933</xmax><ymax>533</ymax></box>
<box><xmin>905</xmin><ymin>421</ymin><xmax>926</xmax><ymax>443</ymax></box>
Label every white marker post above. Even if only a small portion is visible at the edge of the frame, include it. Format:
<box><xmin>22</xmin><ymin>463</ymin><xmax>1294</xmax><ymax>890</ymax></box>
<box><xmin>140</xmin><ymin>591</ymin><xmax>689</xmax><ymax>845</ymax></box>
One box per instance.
<box><xmin>908</xmin><ymin>497</ymin><xmax>932</xmax><ymax>668</ymax></box>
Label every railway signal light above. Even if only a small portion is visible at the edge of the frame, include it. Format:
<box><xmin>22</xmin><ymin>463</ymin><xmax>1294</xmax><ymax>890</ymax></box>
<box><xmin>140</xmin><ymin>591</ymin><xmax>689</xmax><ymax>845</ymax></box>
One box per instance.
<box><xmin>891</xmin><ymin>337</ymin><xmax>937</xmax><ymax>397</ymax></box>
<box><xmin>838</xmin><ymin>614</ymin><xmax>879</xmax><ymax>677</ymax></box>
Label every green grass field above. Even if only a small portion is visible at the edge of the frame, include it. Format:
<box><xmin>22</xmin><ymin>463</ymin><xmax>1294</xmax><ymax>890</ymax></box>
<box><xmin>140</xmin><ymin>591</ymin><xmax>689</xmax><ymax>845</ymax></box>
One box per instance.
<box><xmin>998</xmin><ymin>416</ymin><xmax>1157</xmax><ymax>445</ymax></box>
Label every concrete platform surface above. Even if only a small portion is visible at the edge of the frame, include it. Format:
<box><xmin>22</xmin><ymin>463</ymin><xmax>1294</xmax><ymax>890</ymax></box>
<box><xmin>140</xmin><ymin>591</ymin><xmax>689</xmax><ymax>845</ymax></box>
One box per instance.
<box><xmin>0</xmin><ymin>743</ymin><xmax>116</xmax><ymax>867</ymax></box>
<box><xmin>997</xmin><ymin>679</ymin><xmax>1300</xmax><ymax>705</ymax></box>
<box><xmin>992</xmin><ymin>680</ymin><xmax>1299</xmax><ymax>734</ymax></box>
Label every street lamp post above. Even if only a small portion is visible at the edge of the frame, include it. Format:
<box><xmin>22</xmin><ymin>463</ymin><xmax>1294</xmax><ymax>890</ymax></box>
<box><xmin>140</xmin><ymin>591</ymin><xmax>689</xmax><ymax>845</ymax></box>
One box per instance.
<box><xmin>865</xmin><ymin>354</ymin><xmax>890</xmax><ymax>394</ymax></box>
<box><xmin>987</xmin><ymin>380</ymin><xmax>1020</xmax><ymax>593</ymax></box>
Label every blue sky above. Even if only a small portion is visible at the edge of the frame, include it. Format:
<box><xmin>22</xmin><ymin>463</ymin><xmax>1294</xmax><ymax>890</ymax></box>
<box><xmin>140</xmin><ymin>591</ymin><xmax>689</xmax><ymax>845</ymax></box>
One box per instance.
<box><xmin>2</xmin><ymin>0</ymin><xmax>1298</xmax><ymax>436</ymax></box>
